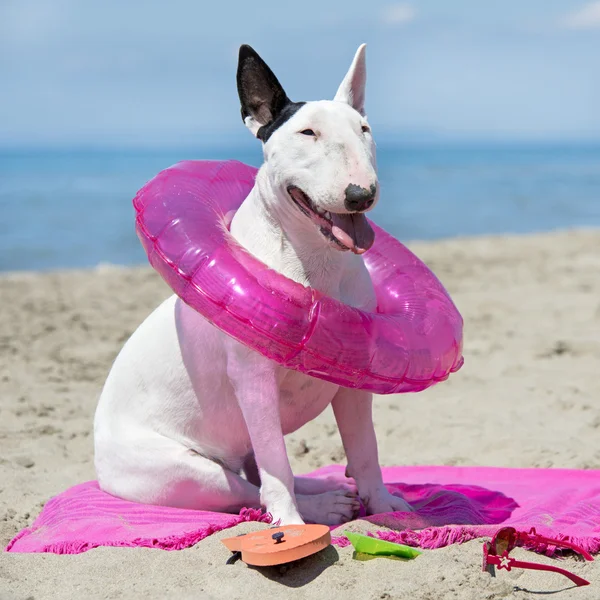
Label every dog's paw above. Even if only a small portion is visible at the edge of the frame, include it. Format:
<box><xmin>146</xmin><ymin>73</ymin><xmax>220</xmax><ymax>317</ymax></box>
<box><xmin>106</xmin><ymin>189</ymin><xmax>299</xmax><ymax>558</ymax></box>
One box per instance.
<box><xmin>363</xmin><ymin>489</ymin><xmax>413</xmax><ymax>515</ymax></box>
<box><xmin>294</xmin><ymin>475</ymin><xmax>356</xmax><ymax>496</ymax></box>
<box><xmin>297</xmin><ymin>490</ymin><xmax>361</xmax><ymax>525</ymax></box>
<box><xmin>267</xmin><ymin>506</ymin><xmax>305</xmax><ymax>526</ymax></box>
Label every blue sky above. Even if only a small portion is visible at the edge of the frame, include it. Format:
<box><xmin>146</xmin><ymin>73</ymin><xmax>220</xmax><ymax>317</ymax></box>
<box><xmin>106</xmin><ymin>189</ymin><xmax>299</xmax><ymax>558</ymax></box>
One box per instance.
<box><xmin>1</xmin><ymin>0</ymin><xmax>599</xmax><ymax>146</ymax></box>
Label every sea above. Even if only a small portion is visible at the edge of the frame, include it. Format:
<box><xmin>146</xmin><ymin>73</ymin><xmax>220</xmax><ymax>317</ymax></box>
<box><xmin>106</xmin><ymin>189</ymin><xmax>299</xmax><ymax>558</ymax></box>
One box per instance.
<box><xmin>1</xmin><ymin>143</ymin><xmax>599</xmax><ymax>272</ymax></box>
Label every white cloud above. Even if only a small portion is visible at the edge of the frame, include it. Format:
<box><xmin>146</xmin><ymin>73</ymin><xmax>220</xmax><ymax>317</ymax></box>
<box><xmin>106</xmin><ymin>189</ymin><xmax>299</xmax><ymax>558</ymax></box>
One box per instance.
<box><xmin>381</xmin><ymin>3</ymin><xmax>416</xmax><ymax>26</ymax></box>
<box><xmin>561</xmin><ymin>1</ymin><xmax>600</xmax><ymax>29</ymax></box>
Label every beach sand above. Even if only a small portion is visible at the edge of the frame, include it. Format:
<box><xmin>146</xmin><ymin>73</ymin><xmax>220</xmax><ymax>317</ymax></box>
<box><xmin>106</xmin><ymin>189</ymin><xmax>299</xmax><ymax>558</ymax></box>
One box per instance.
<box><xmin>1</xmin><ymin>229</ymin><xmax>599</xmax><ymax>599</ymax></box>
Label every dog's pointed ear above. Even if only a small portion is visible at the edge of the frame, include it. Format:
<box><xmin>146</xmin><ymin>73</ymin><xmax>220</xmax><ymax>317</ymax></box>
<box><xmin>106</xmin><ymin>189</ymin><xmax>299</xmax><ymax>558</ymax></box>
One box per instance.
<box><xmin>237</xmin><ymin>45</ymin><xmax>290</xmax><ymax>138</ymax></box>
<box><xmin>334</xmin><ymin>44</ymin><xmax>367</xmax><ymax>116</ymax></box>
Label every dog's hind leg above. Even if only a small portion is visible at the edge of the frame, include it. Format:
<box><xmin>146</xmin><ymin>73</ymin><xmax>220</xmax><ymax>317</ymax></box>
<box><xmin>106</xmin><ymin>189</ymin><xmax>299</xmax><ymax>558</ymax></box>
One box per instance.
<box><xmin>294</xmin><ymin>476</ymin><xmax>356</xmax><ymax>495</ymax></box>
<box><xmin>96</xmin><ymin>433</ymin><xmax>260</xmax><ymax>512</ymax></box>
<box><xmin>97</xmin><ymin>433</ymin><xmax>360</xmax><ymax>523</ymax></box>
<box><xmin>243</xmin><ymin>453</ymin><xmax>356</xmax><ymax>496</ymax></box>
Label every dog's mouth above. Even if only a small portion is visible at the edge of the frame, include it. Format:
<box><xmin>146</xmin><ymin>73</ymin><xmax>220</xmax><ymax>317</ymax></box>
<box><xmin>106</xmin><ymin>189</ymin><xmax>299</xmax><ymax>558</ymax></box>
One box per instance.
<box><xmin>287</xmin><ymin>186</ymin><xmax>375</xmax><ymax>254</ymax></box>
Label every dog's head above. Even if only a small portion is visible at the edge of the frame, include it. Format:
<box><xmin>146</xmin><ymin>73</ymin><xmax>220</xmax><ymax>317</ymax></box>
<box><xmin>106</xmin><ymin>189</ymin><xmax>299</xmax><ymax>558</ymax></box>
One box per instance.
<box><xmin>237</xmin><ymin>44</ymin><xmax>378</xmax><ymax>254</ymax></box>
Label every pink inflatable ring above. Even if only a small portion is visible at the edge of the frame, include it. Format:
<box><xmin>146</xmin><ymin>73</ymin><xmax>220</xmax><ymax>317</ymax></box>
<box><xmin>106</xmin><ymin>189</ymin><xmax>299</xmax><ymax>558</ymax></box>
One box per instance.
<box><xmin>134</xmin><ymin>160</ymin><xmax>464</xmax><ymax>394</ymax></box>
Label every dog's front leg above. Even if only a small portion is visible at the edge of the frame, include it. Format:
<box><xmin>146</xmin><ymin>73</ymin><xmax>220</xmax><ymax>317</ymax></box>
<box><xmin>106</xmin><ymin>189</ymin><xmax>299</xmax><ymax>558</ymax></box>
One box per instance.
<box><xmin>332</xmin><ymin>388</ymin><xmax>413</xmax><ymax>515</ymax></box>
<box><xmin>227</xmin><ymin>341</ymin><xmax>303</xmax><ymax>525</ymax></box>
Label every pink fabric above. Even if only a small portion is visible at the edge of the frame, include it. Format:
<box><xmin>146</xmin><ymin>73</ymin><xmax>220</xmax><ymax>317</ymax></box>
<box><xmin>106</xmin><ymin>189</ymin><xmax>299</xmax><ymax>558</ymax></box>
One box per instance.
<box><xmin>6</xmin><ymin>465</ymin><xmax>600</xmax><ymax>555</ymax></box>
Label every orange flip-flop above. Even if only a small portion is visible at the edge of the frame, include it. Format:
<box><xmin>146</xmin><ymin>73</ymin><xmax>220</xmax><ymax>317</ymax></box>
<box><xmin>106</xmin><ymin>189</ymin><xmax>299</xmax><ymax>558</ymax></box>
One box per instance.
<box><xmin>222</xmin><ymin>524</ymin><xmax>331</xmax><ymax>566</ymax></box>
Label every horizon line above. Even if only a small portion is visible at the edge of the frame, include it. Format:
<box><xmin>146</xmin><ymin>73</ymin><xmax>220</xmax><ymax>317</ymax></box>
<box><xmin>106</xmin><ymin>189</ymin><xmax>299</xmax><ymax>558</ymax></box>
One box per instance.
<box><xmin>2</xmin><ymin>137</ymin><xmax>600</xmax><ymax>153</ymax></box>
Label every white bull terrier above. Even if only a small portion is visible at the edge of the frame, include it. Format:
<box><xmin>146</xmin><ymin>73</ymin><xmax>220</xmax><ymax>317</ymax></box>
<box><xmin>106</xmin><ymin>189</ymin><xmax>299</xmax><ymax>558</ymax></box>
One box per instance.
<box><xmin>94</xmin><ymin>44</ymin><xmax>412</xmax><ymax>525</ymax></box>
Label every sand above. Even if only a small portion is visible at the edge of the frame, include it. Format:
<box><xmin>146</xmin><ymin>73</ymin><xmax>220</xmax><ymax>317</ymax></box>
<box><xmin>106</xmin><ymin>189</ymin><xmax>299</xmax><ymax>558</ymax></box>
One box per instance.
<box><xmin>1</xmin><ymin>229</ymin><xmax>599</xmax><ymax>600</ymax></box>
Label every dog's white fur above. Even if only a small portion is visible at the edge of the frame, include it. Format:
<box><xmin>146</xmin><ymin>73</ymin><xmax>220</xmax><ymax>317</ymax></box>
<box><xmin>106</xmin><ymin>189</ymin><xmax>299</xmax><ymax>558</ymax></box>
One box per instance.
<box><xmin>94</xmin><ymin>44</ymin><xmax>412</xmax><ymax>525</ymax></box>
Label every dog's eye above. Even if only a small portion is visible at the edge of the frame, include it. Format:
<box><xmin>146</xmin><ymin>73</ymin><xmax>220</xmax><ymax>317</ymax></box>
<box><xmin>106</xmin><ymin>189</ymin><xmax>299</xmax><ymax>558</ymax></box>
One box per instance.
<box><xmin>361</xmin><ymin>125</ymin><xmax>371</xmax><ymax>134</ymax></box>
<box><xmin>300</xmin><ymin>129</ymin><xmax>316</xmax><ymax>136</ymax></box>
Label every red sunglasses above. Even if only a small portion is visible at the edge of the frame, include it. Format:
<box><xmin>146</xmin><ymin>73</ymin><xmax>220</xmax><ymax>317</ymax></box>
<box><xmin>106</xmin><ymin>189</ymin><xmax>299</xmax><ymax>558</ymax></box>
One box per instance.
<box><xmin>482</xmin><ymin>527</ymin><xmax>594</xmax><ymax>587</ymax></box>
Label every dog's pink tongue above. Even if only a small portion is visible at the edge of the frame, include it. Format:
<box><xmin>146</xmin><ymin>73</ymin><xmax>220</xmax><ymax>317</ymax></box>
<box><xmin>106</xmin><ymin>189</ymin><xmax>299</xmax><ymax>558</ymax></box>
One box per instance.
<box><xmin>330</xmin><ymin>213</ymin><xmax>375</xmax><ymax>254</ymax></box>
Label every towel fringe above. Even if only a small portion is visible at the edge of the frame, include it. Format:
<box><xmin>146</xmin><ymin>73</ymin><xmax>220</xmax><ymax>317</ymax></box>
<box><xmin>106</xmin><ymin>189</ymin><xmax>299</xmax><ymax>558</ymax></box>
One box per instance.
<box><xmin>5</xmin><ymin>507</ymin><xmax>271</xmax><ymax>555</ymax></box>
<box><xmin>334</xmin><ymin>527</ymin><xmax>600</xmax><ymax>556</ymax></box>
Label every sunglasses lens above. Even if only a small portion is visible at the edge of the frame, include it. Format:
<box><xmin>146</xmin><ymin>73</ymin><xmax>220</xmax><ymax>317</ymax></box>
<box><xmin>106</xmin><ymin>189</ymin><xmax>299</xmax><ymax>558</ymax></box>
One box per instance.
<box><xmin>495</xmin><ymin>528</ymin><xmax>514</xmax><ymax>555</ymax></box>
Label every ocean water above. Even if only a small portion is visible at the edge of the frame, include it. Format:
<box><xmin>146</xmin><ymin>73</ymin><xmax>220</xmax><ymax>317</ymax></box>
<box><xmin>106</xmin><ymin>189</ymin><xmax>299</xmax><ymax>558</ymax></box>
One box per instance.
<box><xmin>1</xmin><ymin>143</ymin><xmax>599</xmax><ymax>272</ymax></box>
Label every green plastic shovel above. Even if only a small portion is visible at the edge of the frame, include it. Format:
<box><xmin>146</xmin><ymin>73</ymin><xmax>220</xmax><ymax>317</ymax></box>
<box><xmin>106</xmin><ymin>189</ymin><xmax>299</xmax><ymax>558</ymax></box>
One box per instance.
<box><xmin>344</xmin><ymin>531</ymin><xmax>422</xmax><ymax>561</ymax></box>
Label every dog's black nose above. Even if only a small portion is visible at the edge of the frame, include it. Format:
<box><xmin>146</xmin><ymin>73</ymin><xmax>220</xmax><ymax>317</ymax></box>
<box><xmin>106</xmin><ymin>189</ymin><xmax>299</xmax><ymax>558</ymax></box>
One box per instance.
<box><xmin>344</xmin><ymin>183</ymin><xmax>377</xmax><ymax>212</ymax></box>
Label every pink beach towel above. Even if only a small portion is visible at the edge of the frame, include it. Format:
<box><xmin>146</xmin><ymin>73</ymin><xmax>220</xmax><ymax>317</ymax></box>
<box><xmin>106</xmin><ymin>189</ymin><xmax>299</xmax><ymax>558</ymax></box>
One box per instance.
<box><xmin>6</xmin><ymin>465</ymin><xmax>600</xmax><ymax>555</ymax></box>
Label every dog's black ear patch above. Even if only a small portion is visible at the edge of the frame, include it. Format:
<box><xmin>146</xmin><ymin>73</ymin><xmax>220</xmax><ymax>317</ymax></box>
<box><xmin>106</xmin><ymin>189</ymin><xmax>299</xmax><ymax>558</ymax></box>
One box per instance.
<box><xmin>237</xmin><ymin>45</ymin><xmax>305</xmax><ymax>142</ymax></box>
<box><xmin>256</xmin><ymin>101</ymin><xmax>306</xmax><ymax>142</ymax></box>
